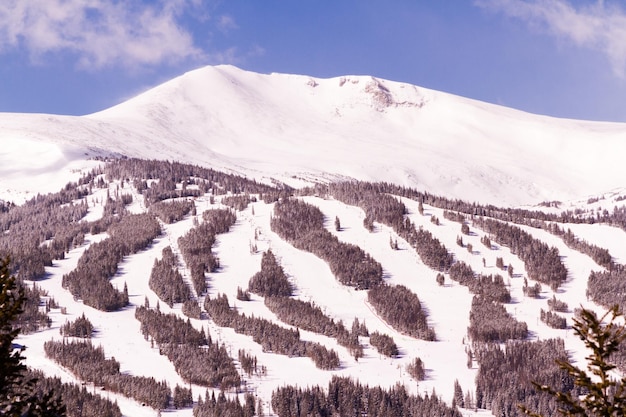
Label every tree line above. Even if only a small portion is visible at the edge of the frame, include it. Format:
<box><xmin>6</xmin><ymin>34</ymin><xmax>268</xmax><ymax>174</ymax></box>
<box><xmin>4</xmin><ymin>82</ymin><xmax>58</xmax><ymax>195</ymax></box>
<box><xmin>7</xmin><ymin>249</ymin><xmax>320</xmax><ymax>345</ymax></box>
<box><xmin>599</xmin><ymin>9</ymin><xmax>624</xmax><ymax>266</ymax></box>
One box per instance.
<box><xmin>265</xmin><ymin>295</ymin><xmax>364</xmax><ymax>360</ymax></box>
<box><xmin>103</xmin><ymin>158</ymin><xmax>283</xmax><ymax>201</ymax></box>
<box><xmin>62</xmin><ymin>212</ymin><xmax>161</xmax><ymax>311</ymax></box>
<box><xmin>271</xmin><ymin>198</ymin><xmax>383</xmax><ymax>290</ymax></box>
<box><xmin>448</xmin><ymin>261</ymin><xmax>511</xmax><ymax>303</ymax></box>
<box><xmin>60</xmin><ymin>313</ymin><xmax>94</xmax><ymax>339</ymax></box>
<box><xmin>177</xmin><ymin>208</ymin><xmax>237</xmax><ymax>296</ymax></box>
<box><xmin>587</xmin><ymin>269</ymin><xmax>626</xmax><ymax>312</ymax></box>
<box><xmin>44</xmin><ymin>339</ymin><xmax>171</xmax><ymax>410</ymax></box>
<box><xmin>271</xmin><ymin>198</ymin><xmax>433</xmax><ymax>344</ymax></box>
<box><xmin>327</xmin><ymin>182</ymin><xmax>453</xmax><ymax>272</ymax></box>
<box><xmin>149</xmin><ymin>199</ymin><xmax>195</xmax><ymax>224</ymax></box>
<box><xmin>271</xmin><ymin>376</ymin><xmax>462</xmax><ymax>417</ymax></box>
<box><xmin>367</xmin><ymin>284</ymin><xmax>436</xmax><ymax>341</ymax></box>
<box><xmin>246</xmin><ymin>249</ymin><xmax>366</xmax><ymax>359</ymax></box>
<box><xmin>247</xmin><ymin>250</ymin><xmax>293</xmax><ymax>297</ymax></box>
<box><xmin>474</xmin><ymin>338</ymin><xmax>577</xmax><ymax>417</ymax></box>
<box><xmin>472</xmin><ymin>217</ymin><xmax>567</xmax><ymax>290</ymax></box>
<box><xmin>204</xmin><ymin>293</ymin><xmax>340</xmax><ymax>370</ymax></box>
<box><xmin>26</xmin><ymin>369</ymin><xmax>121</xmax><ymax>417</ymax></box>
<box><xmin>193</xmin><ymin>390</ymin><xmax>257</xmax><ymax>417</ymax></box>
<box><xmin>468</xmin><ymin>296</ymin><xmax>528</xmax><ymax>343</ymax></box>
<box><xmin>149</xmin><ymin>246</ymin><xmax>192</xmax><ymax>307</ymax></box>
<box><xmin>134</xmin><ymin>305</ymin><xmax>241</xmax><ymax>390</ymax></box>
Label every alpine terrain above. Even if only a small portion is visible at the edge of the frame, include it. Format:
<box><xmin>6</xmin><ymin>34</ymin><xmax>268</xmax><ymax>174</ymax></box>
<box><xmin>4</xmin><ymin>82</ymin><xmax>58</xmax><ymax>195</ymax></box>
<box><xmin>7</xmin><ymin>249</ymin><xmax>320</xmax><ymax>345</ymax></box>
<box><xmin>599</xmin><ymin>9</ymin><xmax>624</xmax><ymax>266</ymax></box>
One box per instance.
<box><xmin>1</xmin><ymin>65</ymin><xmax>626</xmax><ymax>417</ymax></box>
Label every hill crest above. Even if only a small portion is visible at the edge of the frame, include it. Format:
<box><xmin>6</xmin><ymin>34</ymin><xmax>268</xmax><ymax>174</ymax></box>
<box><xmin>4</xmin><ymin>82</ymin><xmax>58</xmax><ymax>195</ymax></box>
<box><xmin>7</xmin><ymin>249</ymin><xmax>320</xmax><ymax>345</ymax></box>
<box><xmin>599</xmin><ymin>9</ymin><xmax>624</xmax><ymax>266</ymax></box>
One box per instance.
<box><xmin>1</xmin><ymin>64</ymin><xmax>625</xmax><ymax>206</ymax></box>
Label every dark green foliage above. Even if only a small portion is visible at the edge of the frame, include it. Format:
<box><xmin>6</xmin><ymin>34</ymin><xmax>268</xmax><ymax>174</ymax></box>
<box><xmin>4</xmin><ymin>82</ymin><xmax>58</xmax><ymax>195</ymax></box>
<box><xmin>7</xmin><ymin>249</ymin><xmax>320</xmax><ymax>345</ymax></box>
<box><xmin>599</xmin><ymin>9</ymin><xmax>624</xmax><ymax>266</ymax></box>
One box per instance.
<box><xmin>162</xmin><ymin>344</ymin><xmax>241</xmax><ymax>390</ymax></box>
<box><xmin>60</xmin><ymin>313</ymin><xmax>94</xmax><ymax>338</ymax></box>
<box><xmin>523</xmin><ymin>281</ymin><xmax>542</xmax><ymax>298</ymax></box>
<box><xmin>367</xmin><ymin>284</ymin><xmax>436</xmax><ymax>341</ymax></box>
<box><xmin>182</xmin><ymin>299</ymin><xmax>202</xmax><ymax>319</ymax></box>
<box><xmin>369</xmin><ymin>331</ymin><xmax>399</xmax><ymax>357</ymax></box>
<box><xmin>443</xmin><ymin>210</ymin><xmax>466</xmax><ymax>224</ymax></box>
<box><xmin>26</xmin><ymin>369</ymin><xmax>120</xmax><ymax>417</ymax></box>
<box><xmin>135</xmin><ymin>306</ymin><xmax>207</xmax><ymax>346</ymax></box>
<box><xmin>236</xmin><ymin>286</ymin><xmax>251</xmax><ymax>301</ymax></box>
<box><xmin>351</xmin><ymin>317</ymin><xmax>369</xmax><ymax>337</ymax></box>
<box><xmin>0</xmin><ymin>185</ymin><xmax>89</xmax><ymax>281</ymax></box>
<box><xmin>149</xmin><ymin>246</ymin><xmax>191</xmax><ymax>307</ymax></box>
<box><xmin>547</xmin><ymin>295</ymin><xmax>568</xmax><ymax>313</ymax></box>
<box><xmin>15</xmin><ymin>284</ymin><xmax>52</xmax><ymax>334</ymax></box>
<box><xmin>238</xmin><ymin>349</ymin><xmax>259</xmax><ymax>377</ymax></box>
<box><xmin>62</xmin><ymin>213</ymin><xmax>161</xmax><ymax>311</ymax></box>
<box><xmin>135</xmin><ymin>305</ymin><xmax>240</xmax><ymax>389</ymax></box>
<box><xmin>45</xmin><ymin>339</ymin><xmax>170</xmax><ymax>410</ymax></box>
<box><xmin>172</xmin><ymin>384</ymin><xmax>193</xmax><ymax>409</ymax></box>
<box><xmin>0</xmin><ymin>257</ymin><xmax>66</xmax><ymax>416</ymax></box>
<box><xmin>149</xmin><ymin>199</ymin><xmax>195</xmax><ymax>223</ymax></box>
<box><xmin>540</xmin><ymin>309</ymin><xmax>567</xmax><ymax>330</ymax></box>
<box><xmin>222</xmin><ymin>194</ymin><xmax>254</xmax><ymax>211</ymax></box>
<box><xmin>271</xmin><ymin>198</ymin><xmax>383</xmax><ymax>290</ymax></box>
<box><xmin>469</xmin><ymin>296</ymin><xmax>528</xmax><ymax>343</ymax></box>
<box><xmin>178</xmin><ymin>208</ymin><xmax>236</xmax><ymax>295</ymax></box>
<box><xmin>587</xmin><ymin>269</ymin><xmax>626</xmax><ymax>312</ymax></box>
<box><xmin>407</xmin><ymin>357</ymin><xmax>426</xmax><ymax>381</ymax></box>
<box><xmin>265</xmin><ymin>296</ymin><xmax>363</xmax><ymax>359</ymax></box>
<box><xmin>104</xmin><ymin>158</ymin><xmax>280</xmax><ymax>201</ymax></box>
<box><xmin>248</xmin><ymin>250</ymin><xmax>293</xmax><ymax>297</ymax></box>
<box><xmin>521</xmin><ymin>307</ymin><xmax>626</xmax><ymax>417</ymax></box>
<box><xmin>271</xmin><ymin>376</ymin><xmax>462</xmax><ymax>417</ymax></box>
<box><xmin>475</xmin><ymin>339</ymin><xmax>574</xmax><ymax>417</ymax></box>
<box><xmin>194</xmin><ymin>391</ymin><xmax>256</xmax><ymax>417</ymax></box>
<box><xmin>453</xmin><ymin>379</ymin><xmax>464</xmax><ymax>408</ymax></box>
<box><xmin>449</xmin><ymin>261</ymin><xmax>511</xmax><ymax>303</ymax></box>
<box><xmin>546</xmin><ymin>224</ymin><xmax>614</xmax><ymax>269</ymax></box>
<box><xmin>473</xmin><ymin>217</ymin><xmax>567</xmax><ymax>290</ymax></box>
<box><xmin>204</xmin><ymin>293</ymin><xmax>340</xmax><ymax>369</ymax></box>
<box><xmin>328</xmin><ymin>183</ymin><xmax>453</xmax><ymax>272</ymax></box>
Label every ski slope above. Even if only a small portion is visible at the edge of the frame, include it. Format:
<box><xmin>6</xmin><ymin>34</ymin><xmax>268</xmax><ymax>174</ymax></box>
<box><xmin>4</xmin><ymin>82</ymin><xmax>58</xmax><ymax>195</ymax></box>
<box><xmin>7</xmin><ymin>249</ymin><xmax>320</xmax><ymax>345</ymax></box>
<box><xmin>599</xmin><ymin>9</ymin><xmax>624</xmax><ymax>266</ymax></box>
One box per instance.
<box><xmin>16</xmin><ymin>175</ymin><xmax>626</xmax><ymax>416</ymax></box>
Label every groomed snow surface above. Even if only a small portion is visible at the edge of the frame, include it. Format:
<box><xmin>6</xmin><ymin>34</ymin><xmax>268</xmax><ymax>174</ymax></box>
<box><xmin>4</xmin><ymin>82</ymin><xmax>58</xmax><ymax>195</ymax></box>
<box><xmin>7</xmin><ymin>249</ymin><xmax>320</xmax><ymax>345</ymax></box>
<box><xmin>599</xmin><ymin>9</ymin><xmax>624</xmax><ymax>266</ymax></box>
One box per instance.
<box><xmin>17</xmin><ymin>178</ymin><xmax>626</xmax><ymax>417</ymax></box>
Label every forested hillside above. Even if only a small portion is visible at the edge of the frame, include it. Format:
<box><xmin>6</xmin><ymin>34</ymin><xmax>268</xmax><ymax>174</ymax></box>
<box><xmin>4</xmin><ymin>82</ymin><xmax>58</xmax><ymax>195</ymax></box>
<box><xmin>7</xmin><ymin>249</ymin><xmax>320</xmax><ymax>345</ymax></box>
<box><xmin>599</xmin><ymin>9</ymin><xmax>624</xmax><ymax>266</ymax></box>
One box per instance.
<box><xmin>6</xmin><ymin>158</ymin><xmax>626</xmax><ymax>417</ymax></box>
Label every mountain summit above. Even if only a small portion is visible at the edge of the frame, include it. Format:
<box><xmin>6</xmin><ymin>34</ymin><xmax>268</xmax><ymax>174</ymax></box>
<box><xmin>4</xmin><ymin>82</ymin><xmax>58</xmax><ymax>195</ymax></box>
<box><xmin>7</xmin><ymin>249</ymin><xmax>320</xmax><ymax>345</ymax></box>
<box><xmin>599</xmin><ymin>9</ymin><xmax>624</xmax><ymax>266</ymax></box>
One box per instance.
<box><xmin>1</xmin><ymin>65</ymin><xmax>625</xmax><ymax>205</ymax></box>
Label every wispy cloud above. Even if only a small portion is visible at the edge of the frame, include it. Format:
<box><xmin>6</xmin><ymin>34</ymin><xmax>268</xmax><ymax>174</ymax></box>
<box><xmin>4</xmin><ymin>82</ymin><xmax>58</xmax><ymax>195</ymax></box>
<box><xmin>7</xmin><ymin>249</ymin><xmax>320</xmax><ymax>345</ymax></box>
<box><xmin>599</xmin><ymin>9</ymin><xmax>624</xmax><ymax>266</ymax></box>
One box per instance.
<box><xmin>0</xmin><ymin>0</ymin><xmax>208</xmax><ymax>70</ymax></box>
<box><xmin>476</xmin><ymin>0</ymin><xmax>626</xmax><ymax>77</ymax></box>
<box><xmin>217</xmin><ymin>15</ymin><xmax>238</xmax><ymax>33</ymax></box>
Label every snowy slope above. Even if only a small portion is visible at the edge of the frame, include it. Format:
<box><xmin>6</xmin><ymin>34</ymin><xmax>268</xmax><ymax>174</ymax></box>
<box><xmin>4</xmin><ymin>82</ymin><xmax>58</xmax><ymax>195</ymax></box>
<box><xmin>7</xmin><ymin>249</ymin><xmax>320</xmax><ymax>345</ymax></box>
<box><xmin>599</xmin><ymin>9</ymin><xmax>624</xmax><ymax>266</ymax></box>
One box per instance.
<box><xmin>1</xmin><ymin>65</ymin><xmax>626</xmax><ymax>205</ymax></box>
<box><xmin>16</xmin><ymin>177</ymin><xmax>626</xmax><ymax>417</ymax></box>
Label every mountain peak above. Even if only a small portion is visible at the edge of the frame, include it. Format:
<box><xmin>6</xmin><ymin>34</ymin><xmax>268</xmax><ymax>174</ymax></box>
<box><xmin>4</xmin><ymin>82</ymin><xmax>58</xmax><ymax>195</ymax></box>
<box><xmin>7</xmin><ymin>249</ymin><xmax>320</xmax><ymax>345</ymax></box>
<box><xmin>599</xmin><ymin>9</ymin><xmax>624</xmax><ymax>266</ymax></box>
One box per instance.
<box><xmin>1</xmin><ymin>64</ymin><xmax>625</xmax><ymax>206</ymax></box>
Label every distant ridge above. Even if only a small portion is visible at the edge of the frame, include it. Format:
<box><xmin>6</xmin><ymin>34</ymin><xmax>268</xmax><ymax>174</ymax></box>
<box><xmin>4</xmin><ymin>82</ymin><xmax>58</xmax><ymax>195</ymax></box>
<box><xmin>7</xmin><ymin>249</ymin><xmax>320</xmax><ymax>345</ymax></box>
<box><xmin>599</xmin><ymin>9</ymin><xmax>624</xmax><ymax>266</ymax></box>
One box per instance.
<box><xmin>1</xmin><ymin>64</ymin><xmax>626</xmax><ymax>206</ymax></box>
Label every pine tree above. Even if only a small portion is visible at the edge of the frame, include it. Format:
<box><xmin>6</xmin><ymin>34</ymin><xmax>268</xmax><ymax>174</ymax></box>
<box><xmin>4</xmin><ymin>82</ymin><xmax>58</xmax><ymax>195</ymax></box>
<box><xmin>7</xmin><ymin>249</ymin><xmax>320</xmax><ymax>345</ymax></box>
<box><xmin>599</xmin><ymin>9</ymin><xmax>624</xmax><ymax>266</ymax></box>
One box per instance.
<box><xmin>0</xmin><ymin>257</ymin><xmax>65</xmax><ymax>416</ymax></box>
<box><xmin>521</xmin><ymin>305</ymin><xmax>626</xmax><ymax>416</ymax></box>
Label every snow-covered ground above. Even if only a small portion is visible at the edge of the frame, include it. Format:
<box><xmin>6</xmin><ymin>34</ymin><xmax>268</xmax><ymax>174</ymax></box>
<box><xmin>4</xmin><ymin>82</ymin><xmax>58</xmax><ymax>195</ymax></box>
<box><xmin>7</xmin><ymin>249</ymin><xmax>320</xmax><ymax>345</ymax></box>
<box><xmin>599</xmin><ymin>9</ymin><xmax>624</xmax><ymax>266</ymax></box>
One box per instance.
<box><xmin>15</xmin><ymin>176</ymin><xmax>626</xmax><ymax>417</ymax></box>
<box><xmin>4</xmin><ymin>64</ymin><xmax>626</xmax><ymax>416</ymax></box>
<box><xmin>1</xmin><ymin>65</ymin><xmax>626</xmax><ymax>205</ymax></box>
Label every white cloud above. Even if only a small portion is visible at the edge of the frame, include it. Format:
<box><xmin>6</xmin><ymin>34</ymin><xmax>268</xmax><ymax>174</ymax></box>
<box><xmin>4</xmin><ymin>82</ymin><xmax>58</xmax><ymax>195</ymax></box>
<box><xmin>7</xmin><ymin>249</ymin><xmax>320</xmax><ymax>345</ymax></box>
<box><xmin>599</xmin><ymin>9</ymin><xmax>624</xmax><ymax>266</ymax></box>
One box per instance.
<box><xmin>217</xmin><ymin>15</ymin><xmax>238</xmax><ymax>33</ymax></box>
<box><xmin>476</xmin><ymin>0</ymin><xmax>626</xmax><ymax>77</ymax></box>
<box><xmin>0</xmin><ymin>0</ymin><xmax>206</xmax><ymax>70</ymax></box>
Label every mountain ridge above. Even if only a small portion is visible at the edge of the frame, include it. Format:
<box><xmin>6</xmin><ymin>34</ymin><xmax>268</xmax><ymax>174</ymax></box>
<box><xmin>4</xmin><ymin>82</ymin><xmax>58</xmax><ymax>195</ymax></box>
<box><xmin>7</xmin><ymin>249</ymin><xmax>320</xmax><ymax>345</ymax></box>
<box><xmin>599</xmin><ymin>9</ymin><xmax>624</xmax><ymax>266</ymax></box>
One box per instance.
<box><xmin>1</xmin><ymin>64</ymin><xmax>625</xmax><ymax>206</ymax></box>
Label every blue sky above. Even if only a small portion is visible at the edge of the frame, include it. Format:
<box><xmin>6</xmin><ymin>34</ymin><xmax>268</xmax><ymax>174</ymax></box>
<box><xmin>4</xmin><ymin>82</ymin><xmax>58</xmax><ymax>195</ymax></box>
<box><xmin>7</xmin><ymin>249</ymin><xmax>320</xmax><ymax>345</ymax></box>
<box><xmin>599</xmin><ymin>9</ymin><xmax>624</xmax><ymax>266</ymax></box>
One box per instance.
<box><xmin>1</xmin><ymin>0</ymin><xmax>626</xmax><ymax>122</ymax></box>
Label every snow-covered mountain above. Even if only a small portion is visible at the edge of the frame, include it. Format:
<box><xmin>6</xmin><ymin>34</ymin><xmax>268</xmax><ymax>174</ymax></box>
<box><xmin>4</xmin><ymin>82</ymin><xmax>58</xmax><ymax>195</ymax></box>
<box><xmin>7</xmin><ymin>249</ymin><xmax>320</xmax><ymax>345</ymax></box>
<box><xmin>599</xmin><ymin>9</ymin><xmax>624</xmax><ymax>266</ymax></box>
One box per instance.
<box><xmin>1</xmin><ymin>64</ymin><xmax>625</xmax><ymax>206</ymax></box>
<box><xmin>5</xmin><ymin>67</ymin><xmax>626</xmax><ymax>417</ymax></box>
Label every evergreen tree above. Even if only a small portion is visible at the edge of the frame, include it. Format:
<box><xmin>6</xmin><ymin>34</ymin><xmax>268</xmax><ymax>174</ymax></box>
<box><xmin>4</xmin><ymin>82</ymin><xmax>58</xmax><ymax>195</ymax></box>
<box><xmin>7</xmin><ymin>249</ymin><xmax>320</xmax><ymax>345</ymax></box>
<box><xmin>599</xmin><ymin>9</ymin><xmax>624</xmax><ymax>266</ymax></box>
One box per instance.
<box><xmin>0</xmin><ymin>257</ymin><xmax>65</xmax><ymax>416</ymax></box>
<box><xmin>521</xmin><ymin>306</ymin><xmax>626</xmax><ymax>416</ymax></box>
